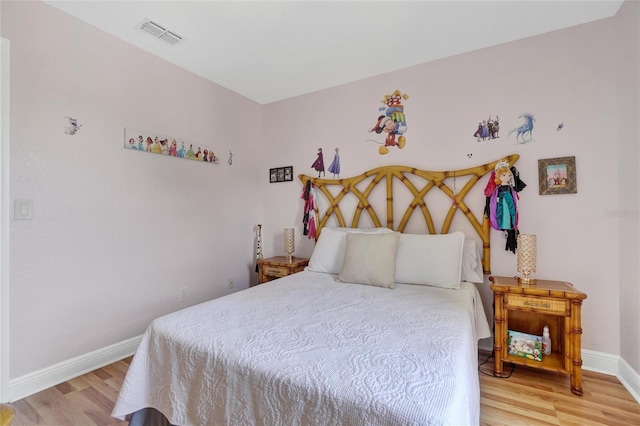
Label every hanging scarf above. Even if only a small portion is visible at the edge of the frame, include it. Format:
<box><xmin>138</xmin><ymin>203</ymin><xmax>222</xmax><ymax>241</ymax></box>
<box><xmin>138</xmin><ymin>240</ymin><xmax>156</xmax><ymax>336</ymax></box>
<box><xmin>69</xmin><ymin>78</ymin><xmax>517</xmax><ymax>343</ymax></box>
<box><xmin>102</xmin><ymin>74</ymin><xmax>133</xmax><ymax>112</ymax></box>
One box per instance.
<box><xmin>301</xmin><ymin>180</ymin><xmax>317</xmax><ymax>239</ymax></box>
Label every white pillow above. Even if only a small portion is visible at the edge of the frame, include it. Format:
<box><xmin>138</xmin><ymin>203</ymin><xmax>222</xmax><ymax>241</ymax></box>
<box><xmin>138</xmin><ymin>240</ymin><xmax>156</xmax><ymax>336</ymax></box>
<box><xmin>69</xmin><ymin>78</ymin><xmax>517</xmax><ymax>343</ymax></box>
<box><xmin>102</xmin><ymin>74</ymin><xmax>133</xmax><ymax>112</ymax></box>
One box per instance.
<box><xmin>306</xmin><ymin>227</ymin><xmax>395</xmax><ymax>274</ymax></box>
<box><xmin>337</xmin><ymin>232</ymin><xmax>401</xmax><ymax>289</ymax></box>
<box><xmin>394</xmin><ymin>232</ymin><xmax>465</xmax><ymax>289</ymax></box>
<box><xmin>462</xmin><ymin>239</ymin><xmax>485</xmax><ymax>283</ymax></box>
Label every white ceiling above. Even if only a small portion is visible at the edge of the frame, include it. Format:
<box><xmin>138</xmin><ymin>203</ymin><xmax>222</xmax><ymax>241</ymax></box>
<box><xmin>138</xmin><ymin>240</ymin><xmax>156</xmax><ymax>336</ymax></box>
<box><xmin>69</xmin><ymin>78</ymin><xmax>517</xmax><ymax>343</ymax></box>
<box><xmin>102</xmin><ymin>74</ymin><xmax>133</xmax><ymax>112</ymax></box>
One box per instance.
<box><xmin>44</xmin><ymin>1</ymin><xmax>624</xmax><ymax>105</ymax></box>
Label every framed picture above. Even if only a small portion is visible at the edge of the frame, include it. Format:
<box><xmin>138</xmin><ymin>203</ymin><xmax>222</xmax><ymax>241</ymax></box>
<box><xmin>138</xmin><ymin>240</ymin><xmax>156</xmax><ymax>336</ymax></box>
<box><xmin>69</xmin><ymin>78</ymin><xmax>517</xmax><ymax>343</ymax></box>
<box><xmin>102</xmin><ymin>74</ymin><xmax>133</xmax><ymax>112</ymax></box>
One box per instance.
<box><xmin>538</xmin><ymin>156</ymin><xmax>577</xmax><ymax>195</ymax></box>
<box><xmin>284</xmin><ymin>166</ymin><xmax>293</xmax><ymax>182</ymax></box>
<box><xmin>269</xmin><ymin>166</ymin><xmax>294</xmax><ymax>183</ymax></box>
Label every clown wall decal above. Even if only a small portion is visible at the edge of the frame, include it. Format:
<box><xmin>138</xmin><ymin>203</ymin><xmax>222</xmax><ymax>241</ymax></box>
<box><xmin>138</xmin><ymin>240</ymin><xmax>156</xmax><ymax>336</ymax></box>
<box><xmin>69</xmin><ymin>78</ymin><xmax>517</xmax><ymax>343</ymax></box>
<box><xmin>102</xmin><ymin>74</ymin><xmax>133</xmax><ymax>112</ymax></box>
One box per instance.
<box><xmin>367</xmin><ymin>90</ymin><xmax>409</xmax><ymax>155</ymax></box>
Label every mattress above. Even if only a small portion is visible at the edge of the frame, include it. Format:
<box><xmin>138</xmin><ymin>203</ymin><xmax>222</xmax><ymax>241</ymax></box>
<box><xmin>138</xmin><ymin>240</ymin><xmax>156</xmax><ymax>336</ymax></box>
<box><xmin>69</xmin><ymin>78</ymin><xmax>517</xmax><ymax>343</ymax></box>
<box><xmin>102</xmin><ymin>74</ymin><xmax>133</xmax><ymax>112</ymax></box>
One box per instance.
<box><xmin>112</xmin><ymin>270</ymin><xmax>491</xmax><ymax>425</ymax></box>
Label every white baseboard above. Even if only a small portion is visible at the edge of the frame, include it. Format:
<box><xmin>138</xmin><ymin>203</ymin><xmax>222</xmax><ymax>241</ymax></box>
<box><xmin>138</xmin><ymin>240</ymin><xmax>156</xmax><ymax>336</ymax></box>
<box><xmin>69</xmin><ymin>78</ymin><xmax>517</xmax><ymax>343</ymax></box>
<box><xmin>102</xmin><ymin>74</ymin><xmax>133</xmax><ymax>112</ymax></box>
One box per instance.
<box><xmin>582</xmin><ymin>348</ymin><xmax>621</xmax><ymax>375</ymax></box>
<box><xmin>582</xmin><ymin>348</ymin><xmax>640</xmax><ymax>404</ymax></box>
<box><xmin>617</xmin><ymin>357</ymin><xmax>640</xmax><ymax>404</ymax></box>
<box><xmin>7</xmin><ymin>336</ymin><xmax>640</xmax><ymax>406</ymax></box>
<box><xmin>8</xmin><ymin>335</ymin><xmax>142</xmax><ymax>402</ymax></box>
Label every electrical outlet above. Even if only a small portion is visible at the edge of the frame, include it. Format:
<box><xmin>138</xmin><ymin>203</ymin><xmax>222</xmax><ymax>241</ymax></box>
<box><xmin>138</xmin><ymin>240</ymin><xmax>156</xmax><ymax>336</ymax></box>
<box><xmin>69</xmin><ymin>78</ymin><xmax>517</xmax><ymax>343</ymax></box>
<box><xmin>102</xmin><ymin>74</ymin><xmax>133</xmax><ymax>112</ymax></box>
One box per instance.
<box><xmin>227</xmin><ymin>278</ymin><xmax>235</xmax><ymax>289</ymax></box>
<box><xmin>180</xmin><ymin>286</ymin><xmax>188</xmax><ymax>302</ymax></box>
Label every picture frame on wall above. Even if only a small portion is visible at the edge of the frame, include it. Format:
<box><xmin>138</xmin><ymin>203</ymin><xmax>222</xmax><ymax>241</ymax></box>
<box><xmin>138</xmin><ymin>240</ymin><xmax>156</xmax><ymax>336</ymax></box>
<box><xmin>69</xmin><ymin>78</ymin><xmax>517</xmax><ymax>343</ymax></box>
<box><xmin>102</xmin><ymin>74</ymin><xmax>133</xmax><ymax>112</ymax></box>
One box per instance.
<box><xmin>270</xmin><ymin>166</ymin><xmax>294</xmax><ymax>183</ymax></box>
<box><xmin>538</xmin><ymin>156</ymin><xmax>577</xmax><ymax>195</ymax></box>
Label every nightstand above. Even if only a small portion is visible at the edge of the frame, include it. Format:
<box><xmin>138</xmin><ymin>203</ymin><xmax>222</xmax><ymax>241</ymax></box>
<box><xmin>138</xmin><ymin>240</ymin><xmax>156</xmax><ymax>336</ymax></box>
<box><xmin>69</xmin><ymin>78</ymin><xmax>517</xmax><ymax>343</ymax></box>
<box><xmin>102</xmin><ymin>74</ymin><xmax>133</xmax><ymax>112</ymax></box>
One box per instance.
<box><xmin>489</xmin><ymin>276</ymin><xmax>588</xmax><ymax>395</ymax></box>
<box><xmin>257</xmin><ymin>256</ymin><xmax>309</xmax><ymax>284</ymax></box>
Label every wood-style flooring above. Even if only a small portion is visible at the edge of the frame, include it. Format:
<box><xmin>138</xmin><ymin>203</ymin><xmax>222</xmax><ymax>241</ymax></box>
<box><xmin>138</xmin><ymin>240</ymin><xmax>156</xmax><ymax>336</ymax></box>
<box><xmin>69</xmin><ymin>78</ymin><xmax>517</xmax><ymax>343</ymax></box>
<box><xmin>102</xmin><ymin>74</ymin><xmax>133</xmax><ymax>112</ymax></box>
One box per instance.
<box><xmin>4</xmin><ymin>353</ymin><xmax>640</xmax><ymax>425</ymax></box>
<box><xmin>7</xmin><ymin>358</ymin><xmax>132</xmax><ymax>426</ymax></box>
<box><xmin>477</xmin><ymin>352</ymin><xmax>640</xmax><ymax>425</ymax></box>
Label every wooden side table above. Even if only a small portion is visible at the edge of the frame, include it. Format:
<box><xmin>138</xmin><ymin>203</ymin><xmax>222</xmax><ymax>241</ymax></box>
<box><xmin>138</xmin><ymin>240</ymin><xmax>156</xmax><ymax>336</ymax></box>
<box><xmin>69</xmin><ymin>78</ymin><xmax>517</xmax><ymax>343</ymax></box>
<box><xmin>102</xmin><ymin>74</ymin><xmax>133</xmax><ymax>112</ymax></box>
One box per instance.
<box><xmin>257</xmin><ymin>256</ymin><xmax>309</xmax><ymax>284</ymax></box>
<box><xmin>489</xmin><ymin>276</ymin><xmax>587</xmax><ymax>395</ymax></box>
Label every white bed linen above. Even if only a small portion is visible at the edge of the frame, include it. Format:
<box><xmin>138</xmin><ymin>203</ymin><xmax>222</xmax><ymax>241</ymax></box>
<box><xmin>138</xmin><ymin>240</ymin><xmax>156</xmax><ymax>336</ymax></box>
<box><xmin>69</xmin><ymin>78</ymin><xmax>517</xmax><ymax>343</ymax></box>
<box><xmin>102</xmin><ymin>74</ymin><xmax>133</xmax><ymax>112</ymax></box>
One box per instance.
<box><xmin>112</xmin><ymin>271</ymin><xmax>491</xmax><ymax>426</ymax></box>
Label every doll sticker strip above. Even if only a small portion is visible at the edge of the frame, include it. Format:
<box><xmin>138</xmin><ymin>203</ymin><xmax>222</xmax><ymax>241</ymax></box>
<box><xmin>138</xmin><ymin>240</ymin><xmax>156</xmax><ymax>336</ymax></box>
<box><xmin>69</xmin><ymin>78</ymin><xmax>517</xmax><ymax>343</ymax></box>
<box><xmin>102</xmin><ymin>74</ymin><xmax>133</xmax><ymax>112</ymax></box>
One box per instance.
<box><xmin>124</xmin><ymin>127</ymin><xmax>220</xmax><ymax>165</ymax></box>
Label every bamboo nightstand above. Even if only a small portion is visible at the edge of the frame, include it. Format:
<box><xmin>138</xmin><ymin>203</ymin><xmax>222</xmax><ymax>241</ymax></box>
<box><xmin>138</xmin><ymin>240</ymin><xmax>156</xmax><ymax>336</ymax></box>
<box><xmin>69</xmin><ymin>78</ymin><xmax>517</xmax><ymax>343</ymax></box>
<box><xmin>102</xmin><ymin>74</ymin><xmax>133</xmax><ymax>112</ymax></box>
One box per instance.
<box><xmin>257</xmin><ymin>256</ymin><xmax>309</xmax><ymax>284</ymax></box>
<box><xmin>489</xmin><ymin>276</ymin><xmax>588</xmax><ymax>395</ymax></box>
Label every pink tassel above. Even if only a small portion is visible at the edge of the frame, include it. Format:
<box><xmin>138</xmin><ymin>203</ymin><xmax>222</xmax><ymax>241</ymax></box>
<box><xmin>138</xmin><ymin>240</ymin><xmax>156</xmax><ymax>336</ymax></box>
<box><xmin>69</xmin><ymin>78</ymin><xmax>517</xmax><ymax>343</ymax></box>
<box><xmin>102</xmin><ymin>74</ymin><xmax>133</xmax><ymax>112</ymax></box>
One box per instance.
<box><xmin>308</xmin><ymin>216</ymin><xmax>316</xmax><ymax>240</ymax></box>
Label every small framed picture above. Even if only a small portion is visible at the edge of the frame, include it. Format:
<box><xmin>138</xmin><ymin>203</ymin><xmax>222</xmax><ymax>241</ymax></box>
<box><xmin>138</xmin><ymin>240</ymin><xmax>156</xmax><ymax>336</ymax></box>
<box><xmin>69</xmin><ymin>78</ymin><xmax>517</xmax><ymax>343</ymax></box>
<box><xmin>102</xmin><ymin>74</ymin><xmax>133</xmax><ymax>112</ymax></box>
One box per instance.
<box><xmin>269</xmin><ymin>166</ymin><xmax>294</xmax><ymax>183</ymax></box>
<box><xmin>538</xmin><ymin>156</ymin><xmax>577</xmax><ymax>195</ymax></box>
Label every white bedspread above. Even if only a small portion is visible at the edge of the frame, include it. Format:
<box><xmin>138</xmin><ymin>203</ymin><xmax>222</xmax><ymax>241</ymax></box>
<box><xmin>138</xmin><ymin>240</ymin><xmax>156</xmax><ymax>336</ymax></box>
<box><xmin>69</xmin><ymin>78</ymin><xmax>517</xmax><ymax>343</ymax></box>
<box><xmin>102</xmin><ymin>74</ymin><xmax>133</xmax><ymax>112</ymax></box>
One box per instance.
<box><xmin>112</xmin><ymin>271</ymin><xmax>490</xmax><ymax>426</ymax></box>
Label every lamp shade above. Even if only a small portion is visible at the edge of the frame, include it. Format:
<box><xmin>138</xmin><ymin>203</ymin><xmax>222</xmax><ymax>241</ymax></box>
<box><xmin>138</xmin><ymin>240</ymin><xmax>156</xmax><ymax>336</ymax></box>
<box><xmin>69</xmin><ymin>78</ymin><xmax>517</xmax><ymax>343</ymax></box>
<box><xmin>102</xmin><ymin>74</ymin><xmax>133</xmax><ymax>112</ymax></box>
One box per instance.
<box><xmin>284</xmin><ymin>228</ymin><xmax>295</xmax><ymax>262</ymax></box>
<box><xmin>517</xmin><ymin>234</ymin><xmax>537</xmax><ymax>283</ymax></box>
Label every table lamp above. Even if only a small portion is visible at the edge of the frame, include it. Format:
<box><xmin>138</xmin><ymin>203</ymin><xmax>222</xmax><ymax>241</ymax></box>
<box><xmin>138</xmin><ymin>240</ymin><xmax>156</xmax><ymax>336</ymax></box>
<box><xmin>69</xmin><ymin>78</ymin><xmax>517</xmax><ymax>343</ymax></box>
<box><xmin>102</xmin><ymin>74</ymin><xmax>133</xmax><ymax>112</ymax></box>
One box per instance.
<box><xmin>284</xmin><ymin>228</ymin><xmax>295</xmax><ymax>263</ymax></box>
<box><xmin>517</xmin><ymin>234</ymin><xmax>537</xmax><ymax>285</ymax></box>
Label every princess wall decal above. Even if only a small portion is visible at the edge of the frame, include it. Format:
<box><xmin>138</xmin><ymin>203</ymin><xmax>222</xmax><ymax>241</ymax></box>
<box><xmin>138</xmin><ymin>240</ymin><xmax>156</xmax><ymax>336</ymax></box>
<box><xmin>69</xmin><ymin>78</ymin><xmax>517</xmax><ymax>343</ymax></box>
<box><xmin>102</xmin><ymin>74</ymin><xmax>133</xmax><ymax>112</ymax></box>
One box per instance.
<box><xmin>124</xmin><ymin>127</ymin><xmax>221</xmax><ymax>166</ymax></box>
<box><xmin>327</xmin><ymin>147</ymin><xmax>340</xmax><ymax>178</ymax></box>
<box><xmin>310</xmin><ymin>147</ymin><xmax>325</xmax><ymax>178</ymax></box>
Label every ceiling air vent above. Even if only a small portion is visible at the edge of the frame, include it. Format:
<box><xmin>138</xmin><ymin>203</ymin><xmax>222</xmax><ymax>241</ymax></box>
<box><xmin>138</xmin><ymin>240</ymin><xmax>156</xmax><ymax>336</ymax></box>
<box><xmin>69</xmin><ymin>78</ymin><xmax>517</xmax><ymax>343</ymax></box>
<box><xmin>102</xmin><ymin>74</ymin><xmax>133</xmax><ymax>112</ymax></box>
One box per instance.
<box><xmin>138</xmin><ymin>18</ymin><xmax>183</xmax><ymax>45</ymax></box>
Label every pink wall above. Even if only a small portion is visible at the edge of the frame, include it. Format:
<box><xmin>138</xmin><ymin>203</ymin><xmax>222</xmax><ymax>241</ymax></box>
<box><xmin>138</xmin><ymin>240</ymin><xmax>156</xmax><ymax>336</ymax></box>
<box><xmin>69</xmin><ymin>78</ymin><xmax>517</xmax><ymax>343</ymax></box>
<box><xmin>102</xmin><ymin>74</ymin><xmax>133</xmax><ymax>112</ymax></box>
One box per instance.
<box><xmin>1</xmin><ymin>0</ymin><xmax>637</xmax><ymax>385</ymax></box>
<box><xmin>2</xmin><ymin>1</ymin><xmax>264</xmax><ymax>378</ymax></box>
<box><xmin>263</xmin><ymin>9</ymin><xmax>636</xmax><ymax>360</ymax></box>
<box><xmin>615</xmin><ymin>0</ymin><xmax>640</xmax><ymax>373</ymax></box>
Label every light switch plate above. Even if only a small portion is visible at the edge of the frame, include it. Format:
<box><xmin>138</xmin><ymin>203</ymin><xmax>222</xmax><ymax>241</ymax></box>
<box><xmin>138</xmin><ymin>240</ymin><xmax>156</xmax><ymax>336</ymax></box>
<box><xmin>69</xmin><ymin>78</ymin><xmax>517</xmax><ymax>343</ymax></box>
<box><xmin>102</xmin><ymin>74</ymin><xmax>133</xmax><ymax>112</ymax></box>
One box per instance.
<box><xmin>14</xmin><ymin>199</ymin><xmax>33</xmax><ymax>220</ymax></box>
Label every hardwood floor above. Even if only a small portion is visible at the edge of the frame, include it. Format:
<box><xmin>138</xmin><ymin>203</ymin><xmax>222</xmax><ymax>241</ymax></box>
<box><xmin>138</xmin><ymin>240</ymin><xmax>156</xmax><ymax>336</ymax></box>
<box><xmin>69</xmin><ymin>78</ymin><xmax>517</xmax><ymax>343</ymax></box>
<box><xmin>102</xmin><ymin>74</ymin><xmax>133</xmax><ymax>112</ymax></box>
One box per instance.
<box><xmin>8</xmin><ymin>358</ymin><xmax>132</xmax><ymax>426</ymax></box>
<box><xmin>477</xmin><ymin>352</ymin><xmax>640</xmax><ymax>425</ymax></box>
<box><xmin>4</xmin><ymin>353</ymin><xmax>639</xmax><ymax>425</ymax></box>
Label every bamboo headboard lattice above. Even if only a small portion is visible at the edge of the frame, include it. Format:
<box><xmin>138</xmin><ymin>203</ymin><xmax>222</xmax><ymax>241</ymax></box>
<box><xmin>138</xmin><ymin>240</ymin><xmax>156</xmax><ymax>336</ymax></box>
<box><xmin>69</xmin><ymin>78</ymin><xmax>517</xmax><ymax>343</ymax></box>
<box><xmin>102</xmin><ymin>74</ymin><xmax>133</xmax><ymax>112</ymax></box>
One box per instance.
<box><xmin>299</xmin><ymin>154</ymin><xmax>519</xmax><ymax>274</ymax></box>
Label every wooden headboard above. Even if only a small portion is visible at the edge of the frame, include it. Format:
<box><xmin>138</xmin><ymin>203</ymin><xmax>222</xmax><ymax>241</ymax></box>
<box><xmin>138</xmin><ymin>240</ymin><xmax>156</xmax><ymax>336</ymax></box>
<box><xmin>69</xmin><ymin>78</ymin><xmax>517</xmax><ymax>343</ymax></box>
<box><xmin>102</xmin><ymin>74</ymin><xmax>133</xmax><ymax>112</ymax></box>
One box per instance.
<box><xmin>299</xmin><ymin>154</ymin><xmax>519</xmax><ymax>274</ymax></box>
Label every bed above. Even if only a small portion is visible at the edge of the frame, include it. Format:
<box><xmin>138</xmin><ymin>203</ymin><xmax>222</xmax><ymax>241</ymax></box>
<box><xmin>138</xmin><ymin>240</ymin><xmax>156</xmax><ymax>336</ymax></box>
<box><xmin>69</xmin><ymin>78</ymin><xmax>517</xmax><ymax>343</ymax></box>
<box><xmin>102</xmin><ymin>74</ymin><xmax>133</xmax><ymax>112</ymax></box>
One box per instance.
<box><xmin>112</xmin><ymin>156</ymin><xmax>518</xmax><ymax>425</ymax></box>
